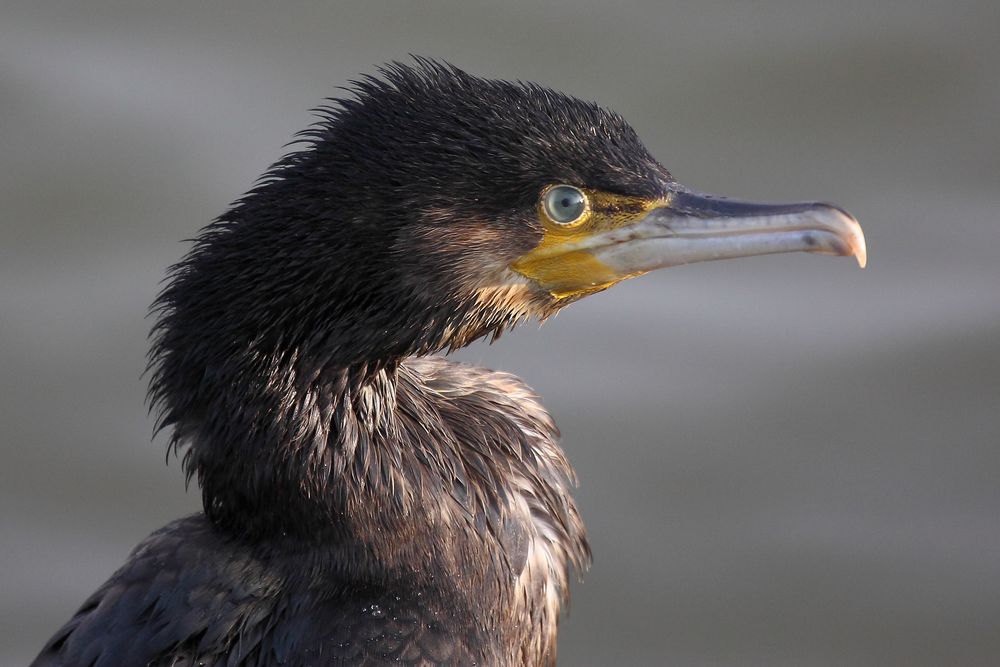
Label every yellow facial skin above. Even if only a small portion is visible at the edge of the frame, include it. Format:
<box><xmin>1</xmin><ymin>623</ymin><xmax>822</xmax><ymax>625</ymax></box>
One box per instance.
<box><xmin>512</xmin><ymin>186</ymin><xmax>668</xmax><ymax>300</ymax></box>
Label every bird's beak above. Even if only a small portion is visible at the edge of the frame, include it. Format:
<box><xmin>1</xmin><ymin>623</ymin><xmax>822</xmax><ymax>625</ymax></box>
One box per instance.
<box><xmin>513</xmin><ymin>189</ymin><xmax>866</xmax><ymax>300</ymax></box>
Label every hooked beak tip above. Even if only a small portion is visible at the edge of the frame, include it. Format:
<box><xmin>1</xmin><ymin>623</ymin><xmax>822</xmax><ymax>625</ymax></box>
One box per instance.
<box><xmin>825</xmin><ymin>205</ymin><xmax>867</xmax><ymax>268</ymax></box>
<box><xmin>849</xmin><ymin>218</ymin><xmax>867</xmax><ymax>269</ymax></box>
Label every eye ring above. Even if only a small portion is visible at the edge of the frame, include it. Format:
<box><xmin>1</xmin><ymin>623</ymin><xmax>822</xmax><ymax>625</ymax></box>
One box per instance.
<box><xmin>541</xmin><ymin>184</ymin><xmax>590</xmax><ymax>227</ymax></box>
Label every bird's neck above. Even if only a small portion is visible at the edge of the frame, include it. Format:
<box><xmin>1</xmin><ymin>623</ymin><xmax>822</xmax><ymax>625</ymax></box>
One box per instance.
<box><xmin>157</xmin><ymin>266</ymin><xmax>542</xmax><ymax>541</ymax></box>
<box><xmin>181</xmin><ymin>349</ymin><xmax>401</xmax><ymax>539</ymax></box>
<box><xmin>168</xmin><ymin>341</ymin><xmax>587</xmax><ymax>664</ymax></box>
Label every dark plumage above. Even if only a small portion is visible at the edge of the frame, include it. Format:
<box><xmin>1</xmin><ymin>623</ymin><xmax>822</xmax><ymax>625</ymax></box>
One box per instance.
<box><xmin>32</xmin><ymin>60</ymin><xmax>865</xmax><ymax>667</ymax></box>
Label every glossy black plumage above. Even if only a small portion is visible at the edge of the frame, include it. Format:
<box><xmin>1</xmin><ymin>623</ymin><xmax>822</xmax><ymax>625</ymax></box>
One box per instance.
<box><xmin>32</xmin><ymin>61</ymin><xmax>690</xmax><ymax>666</ymax></box>
<box><xmin>35</xmin><ymin>360</ymin><xmax>587</xmax><ymax>667</ymax></box>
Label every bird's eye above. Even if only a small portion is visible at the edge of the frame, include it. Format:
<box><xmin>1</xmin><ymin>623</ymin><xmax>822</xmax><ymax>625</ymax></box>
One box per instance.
<box><xmin>542</xmin><ymin>185</ymin><xmax>589</xmax><ymax>226</ymax></box>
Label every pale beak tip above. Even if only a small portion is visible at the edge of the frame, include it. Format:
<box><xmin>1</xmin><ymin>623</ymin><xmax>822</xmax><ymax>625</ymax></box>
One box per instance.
<box><xmin>844</xmin><ymin>212</ymin><xmax>867</xmax><ymax>269</ymax></box>
<box><xmin>854</xmin><ymin>234</ymin><xmax>867</xmax><ymax>268</ymax></box>
<box><xmin>825</xmin><ymin>204</ymin><xmax>867</xmax><ymax>269</ymax></box>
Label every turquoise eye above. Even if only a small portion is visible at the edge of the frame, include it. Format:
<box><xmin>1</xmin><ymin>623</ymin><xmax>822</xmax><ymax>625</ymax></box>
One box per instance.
<box><xmin>543</xmin><ymin>185</ymin><xmax>588</xmax><ymax>225</ymax></box>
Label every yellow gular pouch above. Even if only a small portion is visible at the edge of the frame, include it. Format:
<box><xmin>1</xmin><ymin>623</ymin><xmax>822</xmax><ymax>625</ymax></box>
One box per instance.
<box><xmin>512</xmin><ymin>186</ymin><xmax>670</xmax><ymax>300</ymax></box>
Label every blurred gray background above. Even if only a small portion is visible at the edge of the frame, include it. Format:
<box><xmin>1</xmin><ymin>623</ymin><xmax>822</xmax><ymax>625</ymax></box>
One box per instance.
<box><xmin>2</xmin><ymin>1</ymin><xmax>998</xmax><ymax>665</ymax></box>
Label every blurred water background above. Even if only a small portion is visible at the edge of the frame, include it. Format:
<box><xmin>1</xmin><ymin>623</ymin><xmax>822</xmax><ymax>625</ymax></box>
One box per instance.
<box><xmin>2</xmin><ymin>1</ymin><xmax>998</xmax><ymax>664</ymax></box>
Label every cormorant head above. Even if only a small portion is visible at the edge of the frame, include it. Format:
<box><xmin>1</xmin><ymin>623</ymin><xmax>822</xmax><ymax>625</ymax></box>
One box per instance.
<box><xmin>149</xmin><ymin>61</ymin><xmax>864</xmax><ymax>528</ymax></box>
<box><xmin>156</xmin><ymin>60</ymin><xmax>865</xmax><ymax>372</ymax></box>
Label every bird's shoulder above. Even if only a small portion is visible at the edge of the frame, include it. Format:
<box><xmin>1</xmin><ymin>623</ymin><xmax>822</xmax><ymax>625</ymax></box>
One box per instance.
<box><xmin>31</xmin><ymin>514</ymin><xmax>282</xmax><ymax>667</ymax></box>
<box><xmin>32</xmin><ymin>514</ymin><xmax>490</xmax><ymax>667</ymax></box>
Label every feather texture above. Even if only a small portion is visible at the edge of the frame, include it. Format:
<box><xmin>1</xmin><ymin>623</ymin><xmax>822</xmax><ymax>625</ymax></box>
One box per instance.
<box><xmin>33</xmin><ymin>59</ymin><xmax>673</xmax><ymax>665</ymax></box>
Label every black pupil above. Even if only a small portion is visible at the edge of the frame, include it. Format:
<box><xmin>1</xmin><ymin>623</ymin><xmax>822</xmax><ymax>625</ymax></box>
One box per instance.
<box><xmin>559</xmin><ymin>197</ymin><xmax>573</xmax><ymax>209</ymax></box>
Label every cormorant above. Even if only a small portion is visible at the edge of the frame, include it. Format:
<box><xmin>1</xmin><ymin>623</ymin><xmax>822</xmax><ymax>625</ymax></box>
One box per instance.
<box><xmin>32</xmin><ymin>60</ymin><xmax>865</xmax><ymax>667</ymax></box>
